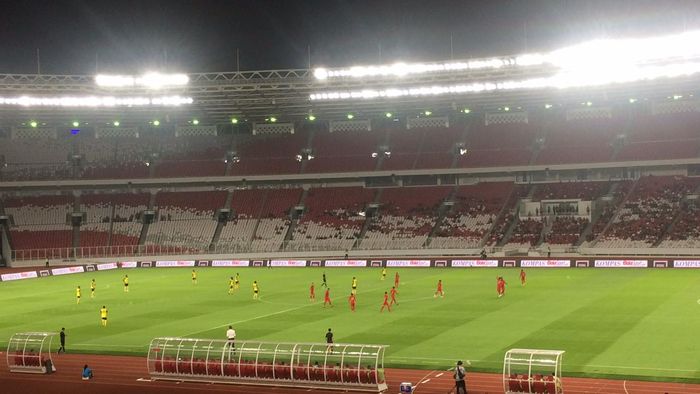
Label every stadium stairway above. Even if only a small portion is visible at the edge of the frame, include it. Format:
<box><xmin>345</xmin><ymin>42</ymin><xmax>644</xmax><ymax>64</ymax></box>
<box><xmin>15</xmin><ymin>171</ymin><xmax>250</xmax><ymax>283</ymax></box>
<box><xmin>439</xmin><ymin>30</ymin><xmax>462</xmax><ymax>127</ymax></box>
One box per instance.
<box><xmin>537</xmin><ymin>216</ymin><xmax>554</xmax><ymax>247</ymax></box>
<box><xmin>282</xmin><ymin>188</ymin><xmax>309</xmax><ymax>247</ymax></box>
<box><xmin>137</xmin><ymin>193</ymin><xmax>157</xmax><ymax>246</ymax></box>
<box><xmin>653</xmin><ymin>206</ymin><xmax>686</xmax><ymax>247</ymax></box>
<box><xmin>424</xmin><ymin>185</ymin><xmax>459</xmax><ymax>247</ymax></box>
<box><xmin>576</xmin><ymin>182</ymin><xmax>615</xmax><ymax>245</ymax></box>
<box><xmin>590</xmin><ymin>178</ymin><xmax>640</xmax><ymax>246</ymax></box>
<box><xmin>208</xmin><ymin>190</ymin><xmax>235</xmax><ymax>251</ymax></box>
<box><xmin>353</xmin><ymin>188</ymin><xmax>383</xmax><ymax>249</ymax></box>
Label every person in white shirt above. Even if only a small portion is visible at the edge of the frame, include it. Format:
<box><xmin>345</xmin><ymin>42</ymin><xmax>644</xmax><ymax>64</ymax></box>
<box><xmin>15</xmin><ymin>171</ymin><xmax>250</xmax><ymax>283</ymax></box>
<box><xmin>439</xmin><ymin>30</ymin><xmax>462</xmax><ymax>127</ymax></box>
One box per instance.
<box><xmin>226</xmin><ymin>325</ymin><xmax>236</xmax><ymax>358</ymax></box>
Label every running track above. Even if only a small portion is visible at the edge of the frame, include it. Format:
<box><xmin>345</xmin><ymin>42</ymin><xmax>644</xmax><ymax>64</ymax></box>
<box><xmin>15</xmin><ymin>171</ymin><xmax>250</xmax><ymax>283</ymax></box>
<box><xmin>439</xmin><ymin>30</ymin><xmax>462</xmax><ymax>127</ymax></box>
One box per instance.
<box><xmin>1</xmin><ymin>353</ymin><xmax>699</xmax><ymax>393</ymax></box>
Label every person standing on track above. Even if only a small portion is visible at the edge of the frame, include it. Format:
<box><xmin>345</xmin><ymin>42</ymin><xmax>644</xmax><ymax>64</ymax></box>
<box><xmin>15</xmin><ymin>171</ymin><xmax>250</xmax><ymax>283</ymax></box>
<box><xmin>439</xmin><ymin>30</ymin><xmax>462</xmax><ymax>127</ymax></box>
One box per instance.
<box><xmin>380</xmin><ymin>291</ymin><xmax>391</xmax><ymax>312</ymax></box>
<box><xmin>58</xmin><ymin>328</ymin><xmax>66</xmax><ymax>354</ymax></box>
<box><xmin>226</xmin><ymin>325</ymin><xmax>236</xmax><ymax>356</ymax></box>
<box><xmin>454</xmin><ymin>360</ymin><xmax>467</xmax><ymax>394</ymax></box>
<box><xmin>325</xmin><ymin>328</ymin><xmax>334</xmax><ymax>353</ymax></box>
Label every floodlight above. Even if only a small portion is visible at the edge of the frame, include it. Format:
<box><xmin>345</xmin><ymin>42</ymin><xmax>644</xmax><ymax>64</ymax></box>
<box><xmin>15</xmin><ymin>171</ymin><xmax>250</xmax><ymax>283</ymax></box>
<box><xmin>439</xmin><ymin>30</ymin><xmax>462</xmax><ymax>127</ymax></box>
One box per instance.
<box><xmin>29</xmin><ymin>121</ymin><xmax>38</xmax><ymax>128</ymax></box>
<box><xmin>544</xmin><ymin>104</ymin><xmax>553</xmax><ymax>109</ymax></box>
<box><xmin>347</xmin><ymin>114</ymin><xmax>354</xmax><ymax>119</ymax></box>
<box><xmin>72</xmin><ymin>121</ymin><xmax>80</xmax><ymax>127</ymax></box>
<box><xmin>95</xmin><ymin>72</ymin><xmax>189</xmax><ymax>88</ymax></box>
<box><xmin>628</xmin><ymin>98</ymin><xmax>637</xmax><ymax>104</ymax></box>
<box><xmin>462</xmin><ymin>108</ymin><xmax>471</xmax><ymax>114</ymax></box>
<box><xmin>586</xmin><ymin>101</ymin><xmax>593</xmax><ymax>107</ymax></box>
<box><xmin>113</xmin><ymin>121</ymin><xmax>120</xmax><ymax>127</ymax></box>
<box><xmin>192</xmin><ymin>119</ymin><xmax>199</xmax><ymax>125</ymax></box>
<box><xmin>503</xmin><ymin>106</ymin><xmax>510</xmax><ymax>111</ymax></box>
<box><xmin>385</xmin><ymin>112</ymin><xmax>392</xmax><ymax>118</ymax></box>
<box><xmin>424</xmin><ymin>110</ymin><xmax>432</xmax><ymax>116</ymax></box>
<box><xmin>231</xmin><ymin>118</ymin><xmax>239</xmax><ymax>124</ymax></box>
<box><xmin>673</xmin><ymin>94</ymin><xmax>683</xmax><ymax>100</ymax></box>
<box><xmin>153</xmin><ymin>120</ymin><xmax>160</xmax><ymax>126</ymax></box>
<box><xmin>308</xmin><ymin>115</ymin><xmax>316</xmax><ymax>121</ymax></box>
<box><xmin>270</xmin><ymin>117</ymin><xmax>277</xmax><ymax>123</ymax></box>
<box><xmin>459</xmin><ymin>147</ymin><xmax>468</xmax><ymax>155</ymax></box>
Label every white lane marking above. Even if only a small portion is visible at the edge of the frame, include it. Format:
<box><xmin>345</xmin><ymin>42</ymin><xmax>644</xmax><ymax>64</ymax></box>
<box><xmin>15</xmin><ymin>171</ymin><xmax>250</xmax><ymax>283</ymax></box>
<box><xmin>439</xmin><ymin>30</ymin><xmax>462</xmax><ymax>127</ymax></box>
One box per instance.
<box><xmin>624</xmin><ymin>380</ymin><xmax>629</xmax><ymax>394</ymax></box>
<box><xmin>435</xmin><ymin>372</ymin><xmax>444</xmax><ymax>377</ymax></box>
<box><xmin>136</xmin><ymin>378</ymin><xmax>152</xmax><ymax>382</ymax></box>
<box><xmin>420</xmin><ymin>379</ymin><xmax>431</xmax><ymax>384</ymax></box>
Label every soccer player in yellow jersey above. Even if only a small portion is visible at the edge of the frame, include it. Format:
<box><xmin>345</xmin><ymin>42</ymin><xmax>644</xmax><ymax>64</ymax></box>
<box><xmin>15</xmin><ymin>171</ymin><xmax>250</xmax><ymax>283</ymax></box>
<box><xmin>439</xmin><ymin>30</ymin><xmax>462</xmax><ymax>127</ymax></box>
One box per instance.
<box><xmin>351</xmin><ymin>277</ymin><xmax>358</xmax><ymax>295</ymax></box>
<box><xmin>234</xmin><ymin>273</ymin><xmax>240</xmax><ymax>289</ymax></box>
<box><xmin>76</xmin><ymin>286</ymin><xmax>81</xmax><ymax>304</ymax></box>
<box><xmin>228</xmin><ymin>277</ymin><xmax>235</xmax><ymax>294</ymax></box>
<box><xmin>100</xmin><ymin>306</ymin><xmax>108</xmax><ymax>327</ymax></box>
<box><xmin>123</xmin><ymin>275</ymin><xmax>129</xmax><ymax>292</ymax></box>
<box><xmin>381</xmin><ymin>267</ymin><xmax>386</xmax><ymax>281</ymax></box>
<box><xmin>90</xmin><ymin>279</ymin><xmax>96</xmax><ymax>298</ymax></box>
<box><xmin>191</xmin><ymin>269</ymin><xmax>198</xmax><ymax>285</ymax></box>
<box><xmin>252</xmin><ymin>281</ymin><xmax>259</xmax><ymax>300</ymax></box>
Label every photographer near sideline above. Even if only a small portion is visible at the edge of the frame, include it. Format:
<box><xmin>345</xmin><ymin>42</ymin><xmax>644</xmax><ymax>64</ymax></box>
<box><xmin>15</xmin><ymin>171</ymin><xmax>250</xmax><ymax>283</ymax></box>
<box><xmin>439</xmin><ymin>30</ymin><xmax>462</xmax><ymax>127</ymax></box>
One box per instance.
<box><xmin>453</xmin><ymin>360</ymin><xmax>468</xmax><ymax>394</ymax></box>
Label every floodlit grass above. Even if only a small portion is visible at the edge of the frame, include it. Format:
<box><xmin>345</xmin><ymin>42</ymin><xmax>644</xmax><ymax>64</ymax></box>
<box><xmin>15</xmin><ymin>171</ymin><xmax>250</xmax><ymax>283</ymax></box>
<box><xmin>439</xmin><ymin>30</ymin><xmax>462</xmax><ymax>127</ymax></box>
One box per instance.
<box><xmin>1</xmin><ymin>267</ymin><xmax>698</xmax><ymax>381</ymax></box>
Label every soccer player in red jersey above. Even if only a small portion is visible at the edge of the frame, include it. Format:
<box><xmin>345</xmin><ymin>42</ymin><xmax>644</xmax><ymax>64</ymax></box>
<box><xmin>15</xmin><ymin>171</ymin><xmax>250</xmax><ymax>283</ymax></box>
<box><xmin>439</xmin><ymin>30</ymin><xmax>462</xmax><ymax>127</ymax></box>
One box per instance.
<box><xmin>394</xmin><ymin>272</ymin><xmax>400</xmax><ymax>288</ymax></box>
<box><xmin>434</xmin><ymin>279</ymin><xmax>444</xmax><ymax>298</ymax></box>
<box><xmin>324</xmin><ymin>288</ymin><xmax>333</xmax><ymax>307</ymax></box>
<box><xmin>520</xmin><ymin>269</ymin><xmax>526</xmax><ymax>286</ymax></box>
<box><xmin>380</xmin><ymin>291</ymin><xmax>392</xmax><ymax>312</ymax></box>
<box><xmin>348</xmin><ymin>293</ymin><xmax>356</xmax><ymax>312</ymax></box>
<box><xmin>310</xmin><ymin>282</ymin><xmax>316</xmax><ymax>302</ymax></box>
<box><xmin>389</xmin><ymin>286</ymin><xmax>398</xmax><ymax>306</ymax></box>
<box><xmin>497</xmin><ymin>276</ymin><xmax>507</xmax><ymax>298</ymax></box>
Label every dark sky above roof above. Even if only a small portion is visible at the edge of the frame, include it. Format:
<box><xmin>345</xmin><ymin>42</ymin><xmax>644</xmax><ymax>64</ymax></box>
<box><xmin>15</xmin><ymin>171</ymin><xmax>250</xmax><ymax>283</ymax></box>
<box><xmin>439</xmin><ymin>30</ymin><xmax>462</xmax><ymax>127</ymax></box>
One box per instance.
<box><xmin>1</xmin><ymin>0</ymin><xmax>699</xmax><ymax>75</ymax></box>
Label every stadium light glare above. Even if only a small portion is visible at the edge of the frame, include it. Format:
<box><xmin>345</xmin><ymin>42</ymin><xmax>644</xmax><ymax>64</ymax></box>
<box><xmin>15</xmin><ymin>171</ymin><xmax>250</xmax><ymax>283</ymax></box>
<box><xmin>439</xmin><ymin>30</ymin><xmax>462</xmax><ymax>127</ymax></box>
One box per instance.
<box><xmin>113</xmin><ymin>121</ymin><xmax>120</xmax><ymax>127</ymax></box>
<box><xmin>270</xmin><ymin>117</ymin><xmax>277</xmax><ymax>123</ymax></box>
<box><xmin>628</xmin><ymin>98</ymin><xmax>637</xmax><ymax>104</ymax></box>
<box><xmin>0</xmin><ymin>95</ymin><xmax>193</xmax><ymax>107</ymax></box>
<box><xmin>192</xmin><ymin>119</ymin><xmax>200</xmax><ymax>125</ymax></box>
<box><xmin>308</xmin><ymin>114</ymin><xmax>316</xmax><ymax>121</ymax></box>
<box><xmin>503</xmin><ymin>107</ymin><xmax>510</xmax><ymax>112</ymax></box>
<box><xmin>152</xmin><ymin>120</ymin><xmax>160</xmax><ymax>126</ymax></box>
<box><xmin>95</xmin><ymin>72</ymin><xmax>189</xmax><ymax>88</ymax></box>
<box><xmin>72</xmin><ymin>121</ymin><xmax>80</xmax><ymax>127</ymax></box>
<box><xmin>424</xmin><ymin>110</ymin><xmax>432</xmax><ymax>116</ymax></box>
<box><xmin>544</xmin><ymin>104</ymin><xmax>553</xmax><ymax>109</ymax></box>
<box><xmin>347</xmin><ymin>114</ymin><xmax>354</xmax><ymax>119</ymax></box>
<box><xmin>385</xmin><ymin>112</ymin><xmax>392</xmax><ymax>118</ymax></box>
<box><xmin>461</xmin><ymin>108</ymin><xmax>471</xmax><ymax>114</ymax></box>
<box><xmin>673</xmin><ymin>94</ymin><xmax>683</xmax><ymax>100</ymax></box>
<box><xmin>29</xmin><ymin>121</ymin><xmax>38</xmax><ymax>128</ymax></box>
<box><xmin>231</xmin><ymin>118</ymin><xmax>239</xmax><ymax>124</ymax></box>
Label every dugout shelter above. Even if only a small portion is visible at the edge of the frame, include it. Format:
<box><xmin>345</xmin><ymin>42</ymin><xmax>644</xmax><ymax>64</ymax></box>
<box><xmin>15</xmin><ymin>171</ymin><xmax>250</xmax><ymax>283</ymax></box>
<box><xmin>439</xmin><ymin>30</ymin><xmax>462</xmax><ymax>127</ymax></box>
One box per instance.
<box><xmin>6</xmin><ymin>332</ymin><xmax>57</xmax><ymax>374</ymax></box>
<box><xmin>503</xmin><ymin>348</ymin><xmax>565</xmax><ymax>394</ymax></box>
<box><xmin>147</xmin><ymin>337</ymin><xmax>388</xmax><ymax>392</ymax></box>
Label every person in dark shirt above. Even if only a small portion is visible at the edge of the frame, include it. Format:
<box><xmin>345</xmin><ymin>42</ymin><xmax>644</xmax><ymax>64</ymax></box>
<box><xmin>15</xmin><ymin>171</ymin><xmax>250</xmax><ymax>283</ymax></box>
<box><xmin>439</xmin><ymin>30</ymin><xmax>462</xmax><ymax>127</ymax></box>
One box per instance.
<box><xmin>58</xmin><ymin>328</ymin><xmax>66</xmax><ymax>353</ymax></box>
<box><xmin>325</xmin><ymin>328</ymin><xmax>334</xmax><ymax>352</ymax></box>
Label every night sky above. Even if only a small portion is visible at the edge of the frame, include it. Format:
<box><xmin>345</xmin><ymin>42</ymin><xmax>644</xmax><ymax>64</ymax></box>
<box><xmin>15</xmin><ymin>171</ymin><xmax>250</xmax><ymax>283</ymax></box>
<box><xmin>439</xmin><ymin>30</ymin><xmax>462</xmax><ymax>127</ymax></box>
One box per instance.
<box><xmin>1</xmin><ymin>0</ymin><xmax>699</xmax><ymax>75</ymax></box>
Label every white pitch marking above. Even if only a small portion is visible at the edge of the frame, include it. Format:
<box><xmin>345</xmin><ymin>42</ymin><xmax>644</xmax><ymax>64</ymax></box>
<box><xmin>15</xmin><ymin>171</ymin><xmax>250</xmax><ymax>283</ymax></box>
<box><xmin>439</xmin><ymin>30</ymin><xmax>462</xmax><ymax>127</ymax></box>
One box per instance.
<box><xmin>623</xmin><ymin>380</ymin><xmax>629</xmax><ymax>394</ymax></box>
<box><xmin>697</xmin><ymin>298</ymin><xmax>700</xmax><ymax>305</ymax></box>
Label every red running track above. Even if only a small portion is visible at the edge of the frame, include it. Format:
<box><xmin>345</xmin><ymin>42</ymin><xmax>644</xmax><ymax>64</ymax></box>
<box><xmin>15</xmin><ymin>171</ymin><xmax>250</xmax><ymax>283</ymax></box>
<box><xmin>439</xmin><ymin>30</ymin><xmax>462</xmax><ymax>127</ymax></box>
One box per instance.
<box><xmin>1</xmin><ymin>353</ymin><xmax>699</xmax><ymax>393</ymax></box>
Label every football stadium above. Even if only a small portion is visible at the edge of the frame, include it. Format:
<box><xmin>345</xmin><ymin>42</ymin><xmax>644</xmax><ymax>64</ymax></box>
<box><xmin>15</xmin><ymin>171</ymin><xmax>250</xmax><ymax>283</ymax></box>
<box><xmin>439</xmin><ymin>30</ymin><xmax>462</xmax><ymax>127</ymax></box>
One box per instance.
<box><xmin>1</xmin><ymin>1</ymin><xmax>700</xmax><ymax>393</ymax></box>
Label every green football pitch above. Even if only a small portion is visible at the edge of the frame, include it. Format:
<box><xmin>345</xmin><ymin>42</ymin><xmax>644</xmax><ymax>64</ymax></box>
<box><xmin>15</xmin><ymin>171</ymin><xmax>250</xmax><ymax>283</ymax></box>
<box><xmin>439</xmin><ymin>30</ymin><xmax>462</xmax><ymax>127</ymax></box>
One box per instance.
<box><xmin>1</xmin><ymin>267</ymin><xmax>698</xmax><ymax>382</ymax></box>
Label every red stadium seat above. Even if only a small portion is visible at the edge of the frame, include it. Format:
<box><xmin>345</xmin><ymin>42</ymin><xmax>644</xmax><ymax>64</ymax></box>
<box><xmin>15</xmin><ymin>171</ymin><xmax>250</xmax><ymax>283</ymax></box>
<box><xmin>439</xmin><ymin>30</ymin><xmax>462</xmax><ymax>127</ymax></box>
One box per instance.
<box><xmin>532</xmin><ymin>374</ymin><xmax>546</xmax><ymax>393</ymax></box>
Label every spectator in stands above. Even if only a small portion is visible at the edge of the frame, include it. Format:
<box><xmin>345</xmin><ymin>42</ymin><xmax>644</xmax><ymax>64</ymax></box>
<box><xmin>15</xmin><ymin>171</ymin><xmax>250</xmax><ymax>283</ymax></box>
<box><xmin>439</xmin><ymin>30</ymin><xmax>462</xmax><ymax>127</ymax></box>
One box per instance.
<box><xmin>480</xmin><ymin>249</ymin><xmax>487</xmax><ymax>258</ymax></box>
<box><xmin>82</xmin><ymin>364</ymin><xmax>93</xmax><ymax>380</ymax></box>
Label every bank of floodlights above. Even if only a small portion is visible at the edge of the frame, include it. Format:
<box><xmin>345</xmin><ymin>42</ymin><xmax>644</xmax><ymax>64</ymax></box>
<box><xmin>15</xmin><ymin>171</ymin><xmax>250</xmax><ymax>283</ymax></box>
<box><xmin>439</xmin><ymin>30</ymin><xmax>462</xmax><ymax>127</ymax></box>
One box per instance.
<box><xmin>95</xmin><ymin>72</ymin><xmax>189</xmax><ymax>89</ymax></box>
<box><xmin>311</xmin><ymin>30</ymin><xmax>700</xmax><ymax>101</ymax></box>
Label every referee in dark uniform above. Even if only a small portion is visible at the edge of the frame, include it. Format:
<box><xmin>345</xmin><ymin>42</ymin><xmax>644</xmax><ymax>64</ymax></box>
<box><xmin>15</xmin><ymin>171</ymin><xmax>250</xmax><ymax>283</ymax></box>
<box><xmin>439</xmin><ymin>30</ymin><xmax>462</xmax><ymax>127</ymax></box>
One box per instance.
<box><xmin>325</xmin><ymin>328</ymin><xmax>334</xmax><ymax>353</ymax></box>
<box><xmin>58</xmin><ymin>328</ymin><xmax>66</xmax><ymax>353</ymax></box>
